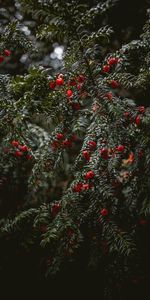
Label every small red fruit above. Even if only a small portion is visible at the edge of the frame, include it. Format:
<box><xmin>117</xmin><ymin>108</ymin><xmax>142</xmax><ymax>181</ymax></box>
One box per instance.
<box><xmin>68</xmin><ymin>79</ymin><xmax>76</xmax><ymax>86</ymax></box>
<box><xmin>105</xmin><ymin>92</ymin><xmax>113</xmax><ymax>100</ymax></box>
<box><xmin>102</xmin><ymin>65</ymin><xmax>110</xmax><ymax>73</ymax></box>
<box><xmin>49</xmin><ymin>81</ymin><xmax>56</xmax><ymax>90</ymax></box>
<box><xmin>100</xmin><ymin>208</ymin><xmax>109</xmax><ymax>216</ymax></box>
<box><xmin>116</xmin><ymin>145</ymin><xmax>125</xmax><ymax>152</ymax></box>
<box><xmin>62</xmin><ymin>139</ymin><xmax>72</xmax><ymax>148</ymax></box>
<box><xmin>72</xmin><ymin>103</ymin><xmax>81</xmax><ymax>110</ymax></box>
<box><xmin>138</xmin><ymin>106</ymin><xmax>145</xmax><ymax>114</ymax></box>
<box><xmin>135</xmin><ymin>115</ymin><xmax>141</xmax><ymax>126</ymax></box>
<box><xmin>109</xmin><ymin>80</ymin><xmax>119</xmax><ymax>89</ymax></box>
<box><xmin>88</xmin><ymin>141</ymin><xmax>97</xmax><ymax>150</ymax></box>
<box><xmin>82</xmin><ymin>150</ymin><xmax>90</xmax><ymax>160</ymax></box>
<box><xmin>11</xmin><ymin>140</ymin><xmax>19</xmax><ymax>147</ymax></box>
<box><xmin>14</xmin><ymin>150</ymin><xmax>23</xmax><ymax>157</ymax></box>
<box><xmin>85</xmin><ymin>170</ymin><xmax>95</xmax><ymax>180</ymax></box>
<box><xmin>77</xmin><ymin>75</ymin><xmax>85</xmax><ymax>83</ymax></box>
<box><xmin>51</xmin><ymin>202</ymin><xmax>61</xmax><ymax>218</ymax></box>
<box><xmin>56</xmin><ymin>133</ymin><xmax>64</xmax><ymax>140</ymax></box>
<box><xmin>4</xmin><ymin>49</ymin><xmax>11</xmax><ymax>57</ymax></box>
<box><xmin>100</xmin><ymin>148</ymin><xmax>109</xmax><ymax>159</ymax></box>
<box><xmin>0</xmin><ymin>56</ymin><xmax>4</xmax><ymax>63</ymax></box>
<box><xmin>56</xmin><ymin>78</ymin><xmax>64</xmax><ymax>85</ymax></box>
<box><xmin>19</xmin><ymin>145</ymin><xmax>28</xmax><ymax>152</ymax></box>
<box><xmin>82</xmin><ymin>183</ymin><xmax>90</xmax><ymax>190</ymax></box>
<box><xmin>107</xmin><ymin>57</ymin><xmax>118</xmax><ymax>66</ymax></box>
<box><xmin>67</xmin><ymin>89</ymin><xmax>73</xmax><ymax>97</ymax></box>
<box><xmin>73</xmin><ymin>182</ymin><xmax>83</xmax><ymax>192</ymax></box>
<box><xmin>124</xmin><ymin>112</ymin><xmax>130</xmax><ymax>118</ymax></box>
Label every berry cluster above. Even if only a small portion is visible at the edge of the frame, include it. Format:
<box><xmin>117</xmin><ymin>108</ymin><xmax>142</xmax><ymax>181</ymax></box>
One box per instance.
<box><xmin>11</xmin><ymin>140</ymin><xmax>32</xmax><ymax>159</ymax></box>
<box><xmin>49</xmin><ymin>73</ymin><xmax>86</xmax><ymax>110</ymax></box>
<box><xmin>51</xmin><ymin>132</ymin><xmax>78</xmax><ymax>151</ymax></box>
<box><xmin>0</xmin><ymin>49</ymin><xmax>11</xmax><ymax>64</ymax></box>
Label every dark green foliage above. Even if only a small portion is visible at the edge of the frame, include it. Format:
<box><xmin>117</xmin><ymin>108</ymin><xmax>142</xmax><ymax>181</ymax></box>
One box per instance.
<box><xmin>0</xmin><ymin>0</ymin><xmax>150</xmax><ymax>299</ymax></box>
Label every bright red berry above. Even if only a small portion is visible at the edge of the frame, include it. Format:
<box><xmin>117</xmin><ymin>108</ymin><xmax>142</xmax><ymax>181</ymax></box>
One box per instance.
<box><xmin>102</xmin><ymin>65</ymin><xmax>110</xmax><ymax>73</ymax></box>
<box><xmin>0</xmin><ymin>56</ymin><xmax>4</xmax><ymax>63</ymax></box>
<box><xmin>56</xmin><ymin>133</ymin><xmax>64</xmax><ymax>140</ymax></box>
<box><xmin>116</xmin><ymin>145</ymin><xmax>125</xmax><ymax>152</ymax></box>
<box><xmin>77</xmin><ymin>75</ymin><xmax>85</xmax><ymax>83</ymax></box>
<box><xmin>135</xmin><ymin>115</ymin><xmax>141</xmax><ymax>126</ymax></box>
<box><xmin>4</xmin><ymin>49</ymin><xmax>11</xmax><ymax>57</ymax></box>
<box><xmin>73</xmin><ymin>182</ymin><xmax>83</xmax><ymax>192</ymax></box>
<box><xmin>107</xmin><ymin>57</ymin><xmax>118</xmax><ymax>66</ymax></box>
<box><xmin>100</xmin><ymin>148</ymin><xmax>109</xmax><ymax>159</ymax></box>
<box><xmin>62</xmin><ymin>139</ymin><xmax>72</xmax><ymax>148</ymax></box>
<box><xmin>82</xmin><ymin>150</ymin><xmax>90</xmax><ymax>160</ymax></box>
<box><xmin>88</xmin><ymin>141</ymin><xmax>97</xmax><ymax>150</ymax></box>
<box><xmin>26</xmin><ymin>154</ymin><xmax>32</xmax><ymax>160</ymax></box>
<box><xmin>11</xmin><ymin>140</ymin><xmax>19</xmax><ymax>147</ymax></box>
<box><xmin>49</xmin><ymin>81</ymin><xmax>56</xmax><ymax>90</ymax></box>
<box><xmin>85</xmin><ymin>170</ymin><xmax>95</xmax><ymax>180</ymax></box>
<box><xmin>19</xmin><ymin>145</ymin><xmax>28</xmax><ymax>152</ymax></box>
<box><xmin>105</xmin><ymin>92</ymin><xmax>113</xmax><ymax>100</ymax></box>
<box><xmin>14</xmin><ymin>150</ymin><xmax>23</xmax><ymax>157</ymax></box>
<box><xmin>51</xmin><ymin>202</ymin><xmax>61</xmax><ymax>218</ymax></box>
<box><xmin>67</xmin><ymin>89</ymin><xmax>73</xmax><ymax>97</ymax></box>
<box><xmin>100</xmin><ymin>208</ymin><xmax>109</xmax><ymax>216</ymax></box>
<box><xmin>77</xmin><ymin>84</ymin><xmax>82</xmax><ymax>90</ymax></box>
<box><xmin>56</xmin><ymin>78</ymin><xmax>64</xmax><ymax>85</ymax></box>
<box><xmin>138</xmin><ymin>106</ymin><xmax>145</xmax><ymax>114</ymax></box>
<box><xmin>82</xmin><ymin>183</ymin><xmax>90</xmax><ymax>190</ymax></box>
<box><xmin>109</xmin><ymin>80</ymin><xmax>119</xmax><ymax>89</ymax></box>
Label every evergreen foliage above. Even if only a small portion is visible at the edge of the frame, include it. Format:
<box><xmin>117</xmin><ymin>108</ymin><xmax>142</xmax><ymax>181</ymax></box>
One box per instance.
<box><xmin>0</xmin><ymin>0</ymin><xmax>150</xmax><ymax>298</ymax></box>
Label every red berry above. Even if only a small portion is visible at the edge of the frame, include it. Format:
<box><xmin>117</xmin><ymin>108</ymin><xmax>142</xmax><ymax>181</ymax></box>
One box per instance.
<box><xmin>14</xmin><ymin>150</ymin><xmax>23</xmax><ymax>157</ymax></box>
<box><xmin>138</xmin><ymin>106</ymin><xmax>145</xmax><ymax>114</ymax></box>
<box><xmin>68</xmin><ymin>79</ymin><xmax>76</xmax><ymax>86</ymax></box>
<box><xmin>11</xmin><ymin>140</ymin><xmax>19</xmax><ymax>147</ymax></box>
<box><xmin>116</xmin><ymin>145</ymin><xmax>125</xmax><ymax>152</ymax></box>
<box><xmin>19</xmin><ymin>145</ymin><xmax>28</xmax><ymax>152</ymax></box>
<box><xmin>82</xmin><ymin>183</ymin><xmax>90</xmax><ymax>190</ymax></box>
<box><xmin>73</xmin><ymin>182</ymin><xmax>83</xmax><ymax>192</ymax></box>
<box><xmin>40</xmin><ymin>225</ymin><xmax>47</xmax><ymax>233</ymax></box>
<box><xmin>56</xmin><ymin>133</ymin><xmax>64</xmax><ymax>140</ymax></box>
<box><xmin>100</xmin><ymin>208</ymin><xmax>109</xmax><ymax>216</ymax></box>
<box><xmin>72</xmin><ymin>103</ymin><xmax>81</xmax><ymax>110</ymax></box>
<box><xmin>135</xmin><ymin>115</ymin><xmax>141</xmax><ymax>126</ymax></box>
<box><xmin>4</xmin><ymin>49</ymin><xmax>11</xmax><ymax>57</ymax></box>
<box><xmin>67</xmin><ymin>89</ymin><xmax>73</xmax><ymax>97</ymax></box>
<box><xmin>139</xmin><ymin>219</ymin><xmax>148</xmax><ymax>225</ymax></box>
<box><xmin>85</xmin><ymin>170</ymin><xmax>95</xmax><ymax>180</ymax></box>
<box><xmin>105</xmin><ymin>92</ymin><xmax>113</xmax><ymax>100</ymax></box>
<box><xmin>62</xmin><ymin>139</ymin><xmax>72</xmax><ymax>148</ymax></box>
<box><xmin>109</xmin><ymin>80</ymin><xmax>119</xmax><ymax>89</ymax></box>
<box><xmin>49</xmin><ymin>81</ymin><xmax>56</xmax><ymax>90</ymax></box>
<box><xmin>0</xmin><ymin>56</ymin><xmax>4</xmax><ymax>63</ymax></box>
<box><xmin>82</xmin><ymin>150</ymin><xmax>90</xmax><ymax>160</ymax></box>
<box><xmin>107</xmin><ymin>57</ymin><xmax>118</xmax><ymax>66</ymax></box>
<box><xmin>88</xmin><ymin>141</ymin><xmax>97</xmax><ymax>150</ymax></box>
<box><xmin>56</xmin><ymin>78</ymin><xmax>64</xmax><ymax>85</ymax></box>
<box><xmin>102</xmin><ymin>65</ymin><xmax>110</xmax><ymax>73</ymax></box>
<box><xmin>77</xmin><ymin>75</ymin><xmax>85</xmax><ymax>83</ymax></box>
<box><xmin>77</xmin><ymin>84</ymin><xmax>82</xmax><ymax>90</ymax></box>
<box><xmin>124</xmin><ymin>112</ymin><xmax>130</xmax><ymax>118</ymax></box>
<box><xmin>51</xmin><ymin>141</ymin><xmax>59</xmax><ymax>150</ymax></box>
<box><xmin>26</xmin><ymin>154</ymin><xmax>32</xmax><ymax>160</ymax></box>
<box><xmin>51</xmin><ymin>202</ymin><xmax>61</xmax><ymax>218</ymax></box>
<box><xmin>100</xmin><ymin>148</ymin><xmax>109</xmax><ymax>159</ymax></box>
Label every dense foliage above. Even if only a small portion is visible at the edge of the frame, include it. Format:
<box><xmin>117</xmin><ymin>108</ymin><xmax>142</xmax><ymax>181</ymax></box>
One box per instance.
<box><xmin>0</xmin><ymin>0</ymin><xmax>150</xmax><ymax>298</ymax></box>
